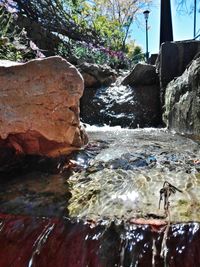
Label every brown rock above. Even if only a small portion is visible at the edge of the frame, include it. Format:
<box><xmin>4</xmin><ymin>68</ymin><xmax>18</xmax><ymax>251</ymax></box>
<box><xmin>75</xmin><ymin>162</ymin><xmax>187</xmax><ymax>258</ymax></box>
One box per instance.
<box><xmin>0</xmin><ymin>56</ymin><xmax>88</xmax><ymax>159</ymax></box>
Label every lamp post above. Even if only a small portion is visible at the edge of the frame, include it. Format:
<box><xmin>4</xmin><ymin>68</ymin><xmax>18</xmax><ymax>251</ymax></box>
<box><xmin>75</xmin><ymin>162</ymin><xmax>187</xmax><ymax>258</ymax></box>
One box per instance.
<box><xmin>194</xmin><ymin>0</ymin><xmax>197</xmax><ymax>38</ymax></box>
<box><xmin>143</xmin><ymin>10</ymin><xmax>150</xmax><ymax>63</ymax></box>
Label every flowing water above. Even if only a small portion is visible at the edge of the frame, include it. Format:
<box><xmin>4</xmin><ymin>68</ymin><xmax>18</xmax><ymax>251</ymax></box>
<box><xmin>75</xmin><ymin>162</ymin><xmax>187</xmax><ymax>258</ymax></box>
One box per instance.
<box><xmin>0</xmin><ymin>126</ymin><xmax>200</xmax><ymax>266</ymax></box>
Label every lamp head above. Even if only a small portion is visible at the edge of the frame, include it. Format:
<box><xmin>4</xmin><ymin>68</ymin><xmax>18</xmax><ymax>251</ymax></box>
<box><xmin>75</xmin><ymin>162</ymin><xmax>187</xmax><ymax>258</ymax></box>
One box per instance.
<box><xmin>143</xmin><ymin>10</ymin><xmax>150</xmax><ymax>20</ymax></box>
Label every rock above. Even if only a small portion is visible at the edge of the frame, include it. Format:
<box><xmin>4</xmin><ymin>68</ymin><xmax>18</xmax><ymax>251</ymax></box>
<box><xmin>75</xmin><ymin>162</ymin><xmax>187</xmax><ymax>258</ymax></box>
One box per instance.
<box><xmin>78</xmin><ymin>62</ymin><xmax>117</xmax><ymax>88</ymax></box>
<box><xmin>163</xmin><ymin>54</ymin><xmax>200</xmax><ymax>138</ymax></box>
<box><xmin>0</xmin><ymin>56</ymin><xmax>88</xmax><ymax>162</ymax></box>
<box><xmin>121</xmin><ymin>63</ymin><xmax>159</xmax><ymax>86</ymax></box>
<box><xmin>149</xmin><ymin>53</ymin><xmax>158</xmax><ymax>65</ymax></box>
<box><xmin>157</xmin><ymin>40</ymin><xmax>200</xmax><ymax>106</ymax></box>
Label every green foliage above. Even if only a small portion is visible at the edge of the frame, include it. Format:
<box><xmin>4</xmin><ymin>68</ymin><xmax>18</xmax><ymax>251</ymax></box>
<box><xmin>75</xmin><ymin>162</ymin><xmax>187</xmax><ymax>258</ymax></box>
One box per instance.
<box><xmin>0</xmin><ymin>6</ymin><xmax>23</xmax><ymax>61</ymax></box>
<box><xmin>90</xmin><ymin>0</ymin><xmax>152</xmax><ymax>51</ymax></box>
<box><xmin>70</xmin><ymin>41</ymin><xmax>124</xmax><ymax>66</ymax></box>
<box><xmin>0</xmin><ymin>6</ymin><xmax>45</xmax><ymax>61</ymax></box>
<box><xmin>1</xmin><ymin>0</ymin><xmax>146</xmax><ymax>68</ymax></box>
<box><xmin>125</xmin><ymin>41</ymin><xmax>145</xmax><ymax>64</ymax></box>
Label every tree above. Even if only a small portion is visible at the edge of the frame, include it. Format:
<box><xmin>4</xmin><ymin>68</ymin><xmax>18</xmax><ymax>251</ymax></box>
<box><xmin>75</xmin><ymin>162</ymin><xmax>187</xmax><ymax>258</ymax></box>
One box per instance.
<box><xmin>14</xmin><ymin>0</ymin><xmax>152</xmax><ymax>52</ymax></box>
<box><xmin>90</xmin><ymin>0</ymin><xmax>152</xmax><ymax>51</ymax></box>
<box><xmin>14</xmin><ymin>0</ymin><xmax>102</xmax><ymax>44</ymax></box>
<box><xmin>176</xmin><ymin>0</ymin><xmax>200</xmax><ymax>38</ymax></box>
<box><xmin>176</xmin><ymin>0</ymin><xmax>200</xmax><ymax>13</ymax></box>
<box><xmin>1</xmin><ymin>0</ymin><xmax>148</xmax><ymax>67</ymax></box>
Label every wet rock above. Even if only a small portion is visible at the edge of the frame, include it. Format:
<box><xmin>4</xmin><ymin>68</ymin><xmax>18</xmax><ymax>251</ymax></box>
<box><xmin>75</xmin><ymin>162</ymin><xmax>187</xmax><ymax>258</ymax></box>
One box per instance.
<box><xmin>121</xmin><ymin>63</ymin><xmax>159</xmax><ymax>86</ymax></box>
<box><xmin>163</xmin><ymin>53</ymin><xmax>200</xmax><ymax>138</ymax></box>
<box><xmin>0</xmin><ymin>56</ymin><xmax>88</xmax><ymax>163</ymax></box>
<box><xmin>78</xmin><ymin>62</ymin><xmax>117</xmax><ymax>88</ymax></box>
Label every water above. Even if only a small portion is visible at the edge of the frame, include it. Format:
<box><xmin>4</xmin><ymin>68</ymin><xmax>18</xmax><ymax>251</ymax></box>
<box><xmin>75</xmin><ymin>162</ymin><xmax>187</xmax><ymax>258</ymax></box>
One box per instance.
<box><xmin>0</xmin><ymin>214</ymin><xmax>200</xmax><ymax>267</ymax></box>
<box><xmin>80</xmin><ymin>76</ymin><xmax>161</xmax><ymax>128</ymax></box>
<box><xmin>69</xmin><ymin>126</ymin><xmax>200</xmax><ymax>222</ymax></box>
<box><xmin>0</xmin><ymin>126</ymin><xmax>200</xmax><ymax>266</ymax></box>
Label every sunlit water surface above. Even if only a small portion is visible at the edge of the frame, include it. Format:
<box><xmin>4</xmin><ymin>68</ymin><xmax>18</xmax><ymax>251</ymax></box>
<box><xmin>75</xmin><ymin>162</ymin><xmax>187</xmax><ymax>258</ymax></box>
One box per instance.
<box><xmin>68</xmin><ymin>126</ymin><xmax>200</xmax><ymax>222</ymax></box>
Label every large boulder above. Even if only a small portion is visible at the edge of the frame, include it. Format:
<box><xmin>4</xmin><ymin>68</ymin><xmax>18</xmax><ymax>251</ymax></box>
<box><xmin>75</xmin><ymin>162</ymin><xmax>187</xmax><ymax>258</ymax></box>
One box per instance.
<box><xmin>157</xmin><ymin>40</ymin><xmax>200</xmax><ymax>106</ymax></box>
<box><xmin>0</xmin><ymin>56</ymin><xmax>88</xmax><ymax>163</ymax></box>
<box><xmin>78</xmin><ymin>62</ymin><xmax>117</xmax><ymax>88</ymax></box>
<box><xmin>163</xmin><ymin>54</ymin><xmax>200</xmax><ymax>138</ymax></box>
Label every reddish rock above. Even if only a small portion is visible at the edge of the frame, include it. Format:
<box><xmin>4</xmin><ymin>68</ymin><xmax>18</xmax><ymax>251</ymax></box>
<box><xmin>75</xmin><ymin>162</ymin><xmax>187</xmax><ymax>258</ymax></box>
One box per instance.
<box><xmin>0</xmin><ymin>56</ymin><xmax>88</xmax><ymax>159</ymax></box>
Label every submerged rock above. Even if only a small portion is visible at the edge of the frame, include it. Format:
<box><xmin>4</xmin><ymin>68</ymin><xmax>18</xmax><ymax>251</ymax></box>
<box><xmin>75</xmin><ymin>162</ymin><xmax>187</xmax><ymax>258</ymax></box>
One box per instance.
<box><xmin>163</xmin><ymin>54</ymin><xmax>200</xmax><ymax>138</ymax></box>
<box><xmin>0</xmin><ymin>56</ymin><xmax>88</xmax><ymax>163</ymax></box>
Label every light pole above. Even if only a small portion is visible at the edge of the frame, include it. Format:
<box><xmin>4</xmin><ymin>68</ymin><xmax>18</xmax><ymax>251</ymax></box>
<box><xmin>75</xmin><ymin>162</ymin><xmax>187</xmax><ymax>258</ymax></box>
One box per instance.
<box><xmin>143</xmin><ymin>10</ymin><xmax>150</xmax><ymax>63</ymax></box>
<box><xmin>194</xmin><ymin>0</ymin><xmax>197</xmax><ymax>38</ymax></box>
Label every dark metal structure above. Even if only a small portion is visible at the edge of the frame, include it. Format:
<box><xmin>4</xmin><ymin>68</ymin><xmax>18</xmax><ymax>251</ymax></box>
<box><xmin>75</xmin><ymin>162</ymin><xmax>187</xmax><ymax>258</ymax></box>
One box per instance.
<box><xmin>143</xmin><ymin>10</ymin><xmax>150</xmax><ymax>62</ymax></box>
<box><xmin>160</xmin><ymin>0</ymin><xmax>173</xmax><ymax>46</ymax></box>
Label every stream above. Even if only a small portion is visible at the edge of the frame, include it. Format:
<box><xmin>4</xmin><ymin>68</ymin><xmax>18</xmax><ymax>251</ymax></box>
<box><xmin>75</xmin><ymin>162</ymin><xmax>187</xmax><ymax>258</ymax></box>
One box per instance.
<box><xmin>0</xmin><ymin>126</ymin><xmax>200</xmax><ymax>266</ymax></box>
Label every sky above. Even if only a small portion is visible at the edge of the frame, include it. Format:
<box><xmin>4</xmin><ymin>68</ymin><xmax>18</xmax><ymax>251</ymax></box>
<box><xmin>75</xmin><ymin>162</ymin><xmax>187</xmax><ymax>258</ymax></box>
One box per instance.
<box><xmin>131</xmin><ymin>0</ymin><xmax>200</xmax><ymax>54</ymax></box>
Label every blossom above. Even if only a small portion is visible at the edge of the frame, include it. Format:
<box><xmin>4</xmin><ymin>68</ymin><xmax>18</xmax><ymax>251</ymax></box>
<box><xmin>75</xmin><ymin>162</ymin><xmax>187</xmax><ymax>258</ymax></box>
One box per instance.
<box><xmin>36</xmin><ymin>50</ymin><xmax>45</xmax><ymax>58</ymax></box>
<box><xmin>30</xmin><ymin>40</ymin><xmax>38</xmax><ymax>51</ymax></box>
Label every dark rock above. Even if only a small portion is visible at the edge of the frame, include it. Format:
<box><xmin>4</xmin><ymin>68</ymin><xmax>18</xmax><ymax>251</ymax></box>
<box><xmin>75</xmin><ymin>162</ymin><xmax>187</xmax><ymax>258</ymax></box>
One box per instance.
<box><xmin>122</xmin><ymin>63</ymin><xmax>159</xmax><ymax>86</ymax></box>
<box><xmin>149</xmin><ymin>53</ymin><xmax>158</xmax><ymax>65</ymax></box>
<box><xmin>157</xmin><ymin>40</ymin><xmax>200</xmax><ymax>106</ymax></box>
<box><xmin>163</xmin><ymin>54</ymin><xmax>200</xmax><ymax>138</ymax></box>
<box><xmin>79</xmin><ymin>62</ymin><xmax>117</xmax><ymax>88</ymax></box>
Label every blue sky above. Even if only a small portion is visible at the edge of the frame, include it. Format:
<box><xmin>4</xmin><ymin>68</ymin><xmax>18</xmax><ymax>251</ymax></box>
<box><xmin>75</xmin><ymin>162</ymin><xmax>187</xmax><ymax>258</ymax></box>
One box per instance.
<box><xmin>131</xmin><ymin>0</ymin><xmax>200</xmax><ymax>54</ymax></box>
